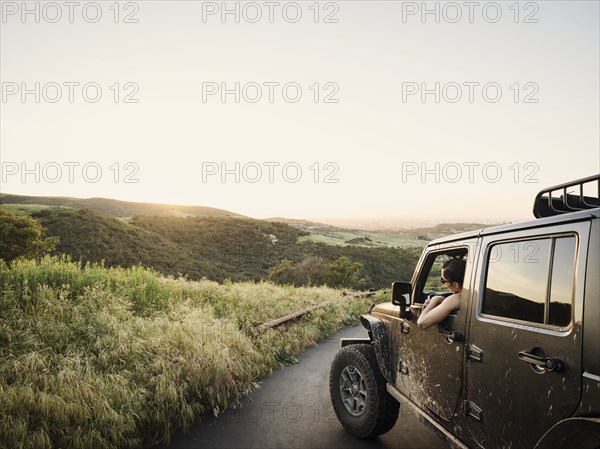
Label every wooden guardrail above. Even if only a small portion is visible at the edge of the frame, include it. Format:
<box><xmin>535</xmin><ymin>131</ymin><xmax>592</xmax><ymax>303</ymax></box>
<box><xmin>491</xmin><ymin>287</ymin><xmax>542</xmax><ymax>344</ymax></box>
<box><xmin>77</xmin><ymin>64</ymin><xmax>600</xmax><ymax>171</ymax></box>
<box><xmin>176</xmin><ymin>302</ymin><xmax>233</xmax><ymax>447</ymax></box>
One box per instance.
<box><xmin>260</xmin><ymin>303</ymin><xmax>327</xmax><ymax>329</ymax></box>
<box><xmin>259</xmin><ymin>290</ymin><xmax>378</xmax><ymax>329</ymax></box>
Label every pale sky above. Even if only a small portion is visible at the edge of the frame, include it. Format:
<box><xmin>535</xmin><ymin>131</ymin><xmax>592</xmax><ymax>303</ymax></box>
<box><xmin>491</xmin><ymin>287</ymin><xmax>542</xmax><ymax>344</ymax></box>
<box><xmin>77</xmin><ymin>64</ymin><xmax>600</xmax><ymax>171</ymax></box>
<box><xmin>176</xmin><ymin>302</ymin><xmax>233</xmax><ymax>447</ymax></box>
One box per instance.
<box><xmin>1</xmin><ymin>1</ymin><xmax>599</xmax><ymax>226</ymax></box>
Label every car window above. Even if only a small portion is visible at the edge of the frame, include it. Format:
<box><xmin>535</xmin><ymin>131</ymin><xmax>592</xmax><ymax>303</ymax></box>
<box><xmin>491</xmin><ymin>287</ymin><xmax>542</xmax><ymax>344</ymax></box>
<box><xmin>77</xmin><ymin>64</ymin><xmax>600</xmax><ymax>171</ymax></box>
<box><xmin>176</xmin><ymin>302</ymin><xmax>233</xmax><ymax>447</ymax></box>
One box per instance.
<box><xmin>423</xmin><ymin>254</ymin><xmax>451</xmax><ymax>292</ymax></box>
<box><xmin>417</xmin><ymin>249</ymin><xmax>468</xmax><ymax>302</ymax></box>
<box><xmin>483</xmin><ymin>239</ymin><xmax>551</xmax><ymax>323</ymax></box>
<box><xmin>548</xmin><ymin>237</ymin><xmax>576</xmax><ymax>327</ymax></box>
<box><xmin>481</xmin><ymin>236</ymin><xmax>576</xmax><ymax>328</ymax></box>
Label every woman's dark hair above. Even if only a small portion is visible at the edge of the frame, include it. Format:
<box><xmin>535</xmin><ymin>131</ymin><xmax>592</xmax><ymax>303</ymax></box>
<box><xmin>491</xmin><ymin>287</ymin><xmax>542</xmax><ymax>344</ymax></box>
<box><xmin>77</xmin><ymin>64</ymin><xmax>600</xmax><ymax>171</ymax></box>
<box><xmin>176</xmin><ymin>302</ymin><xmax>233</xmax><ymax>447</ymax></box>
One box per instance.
<box><xmin>442</xmin><ymin>258</ymin><xmax>466</xmax><ymax>285</ymax></box>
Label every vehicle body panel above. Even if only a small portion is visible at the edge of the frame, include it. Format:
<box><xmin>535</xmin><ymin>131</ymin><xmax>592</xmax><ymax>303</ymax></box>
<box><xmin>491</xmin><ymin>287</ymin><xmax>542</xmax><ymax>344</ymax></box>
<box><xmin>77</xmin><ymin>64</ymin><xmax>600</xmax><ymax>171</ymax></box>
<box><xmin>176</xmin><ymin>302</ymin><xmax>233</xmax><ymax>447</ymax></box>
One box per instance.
<box><xmin>395</xmin><ymin>238</ymin><xmax>477</xmax><ymax>423</ymax></box>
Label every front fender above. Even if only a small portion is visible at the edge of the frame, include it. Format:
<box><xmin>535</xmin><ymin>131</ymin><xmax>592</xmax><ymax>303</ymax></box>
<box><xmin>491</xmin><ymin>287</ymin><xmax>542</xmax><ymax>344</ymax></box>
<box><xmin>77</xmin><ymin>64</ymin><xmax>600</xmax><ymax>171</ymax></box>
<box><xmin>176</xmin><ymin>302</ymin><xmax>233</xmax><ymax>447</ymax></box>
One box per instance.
<box><xmin>359</xmin><ymin>314</ymin><xmax>394</xmax><ymax>383</ymax></box>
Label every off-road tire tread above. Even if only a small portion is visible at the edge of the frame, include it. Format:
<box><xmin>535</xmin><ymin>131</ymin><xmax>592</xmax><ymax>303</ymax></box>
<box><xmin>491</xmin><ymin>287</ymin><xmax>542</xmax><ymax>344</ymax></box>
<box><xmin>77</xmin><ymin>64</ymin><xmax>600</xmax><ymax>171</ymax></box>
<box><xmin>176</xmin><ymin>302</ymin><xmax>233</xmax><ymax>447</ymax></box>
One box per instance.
<box><xmin>329</xmin><ymin>344</ymin><xmax>399</xmax><ymax>438</ymax></box>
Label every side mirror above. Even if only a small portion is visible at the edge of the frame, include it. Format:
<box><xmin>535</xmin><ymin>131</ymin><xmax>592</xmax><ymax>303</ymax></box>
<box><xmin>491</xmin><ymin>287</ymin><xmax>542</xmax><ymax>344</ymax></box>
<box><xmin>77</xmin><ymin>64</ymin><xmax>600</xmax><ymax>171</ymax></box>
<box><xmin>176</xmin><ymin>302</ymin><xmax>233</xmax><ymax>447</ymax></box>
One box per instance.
<box><xmin>391</xmin><ymin>281</ymin><xmax>412</xmax><ymax>319</ymax></box>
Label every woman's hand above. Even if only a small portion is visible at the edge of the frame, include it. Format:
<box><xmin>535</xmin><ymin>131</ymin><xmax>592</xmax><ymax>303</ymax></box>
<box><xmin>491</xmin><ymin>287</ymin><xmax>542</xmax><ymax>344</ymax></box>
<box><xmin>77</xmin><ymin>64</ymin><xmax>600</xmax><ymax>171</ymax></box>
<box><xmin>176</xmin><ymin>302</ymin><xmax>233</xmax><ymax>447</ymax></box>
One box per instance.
<box><xmin>423</xmin><ymin>295</ymin><xmax>443</xmax><ymax>308</ymax></box>
<box><xmin>425</xmin><ymin>295</ymin><xmax>444</xmax><ymax>307</ymax></box>
<box><xmin>417</xmin><ymin>293</ymin><xmax>461</xmax><ymax>329</ymax></box>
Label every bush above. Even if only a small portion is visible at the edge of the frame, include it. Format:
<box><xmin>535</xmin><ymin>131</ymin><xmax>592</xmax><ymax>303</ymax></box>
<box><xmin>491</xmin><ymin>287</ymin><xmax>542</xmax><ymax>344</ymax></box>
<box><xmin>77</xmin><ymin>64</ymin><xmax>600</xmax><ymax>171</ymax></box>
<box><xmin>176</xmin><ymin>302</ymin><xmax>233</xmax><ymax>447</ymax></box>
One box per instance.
<box><xmin>0</xmin><ymin>209</ymin><xmax>58</xmax><ymax>263</ymax></box>
<box><xmin>268</xmin><ymin>256</ymin><xmax>365</xmax><ymax>289</ymax></box>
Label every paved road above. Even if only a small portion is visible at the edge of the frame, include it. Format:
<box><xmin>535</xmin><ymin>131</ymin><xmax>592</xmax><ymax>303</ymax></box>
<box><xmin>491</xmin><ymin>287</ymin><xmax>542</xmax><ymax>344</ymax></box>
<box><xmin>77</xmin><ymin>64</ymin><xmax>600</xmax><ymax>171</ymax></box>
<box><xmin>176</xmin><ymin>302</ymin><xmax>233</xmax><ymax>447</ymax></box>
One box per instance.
<box><xmin>156</xmin><ymin>325</ymin><xmax>449</xmax><ymax>449</ymax></box>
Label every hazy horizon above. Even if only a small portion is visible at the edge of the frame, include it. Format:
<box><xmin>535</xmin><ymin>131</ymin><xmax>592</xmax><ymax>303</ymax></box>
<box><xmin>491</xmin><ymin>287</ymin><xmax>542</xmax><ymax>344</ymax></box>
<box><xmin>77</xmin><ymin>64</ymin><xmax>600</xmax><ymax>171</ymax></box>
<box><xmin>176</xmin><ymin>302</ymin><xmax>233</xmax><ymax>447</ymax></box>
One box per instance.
<box><xmin>1</xmin><ymin>1</ymin><xmax>599</xmax><ymax>223</ymax></box>
<box><xmin>0</xmin><ymin>189</ymin><xmax>515</xmax><ymax>229</ymax></box>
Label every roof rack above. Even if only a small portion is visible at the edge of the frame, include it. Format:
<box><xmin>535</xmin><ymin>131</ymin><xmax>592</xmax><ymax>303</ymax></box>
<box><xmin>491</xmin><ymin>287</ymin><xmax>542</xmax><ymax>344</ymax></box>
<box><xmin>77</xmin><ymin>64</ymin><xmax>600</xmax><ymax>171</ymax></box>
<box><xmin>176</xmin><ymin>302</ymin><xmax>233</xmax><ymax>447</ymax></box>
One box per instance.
<box><xmin>533</xmin><ymin>174</ymin><xmax>600</xmax><ymax>218</ymax></box>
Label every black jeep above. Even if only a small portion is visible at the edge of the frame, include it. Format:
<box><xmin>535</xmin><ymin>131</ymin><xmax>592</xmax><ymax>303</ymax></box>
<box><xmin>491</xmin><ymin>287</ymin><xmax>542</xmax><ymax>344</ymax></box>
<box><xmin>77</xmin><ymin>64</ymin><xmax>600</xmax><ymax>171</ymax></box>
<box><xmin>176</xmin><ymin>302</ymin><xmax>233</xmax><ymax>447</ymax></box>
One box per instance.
<box><xmin>330</xmin><ymin>175</ymin><xmax>600</xmax><ymax>449</ymax></box>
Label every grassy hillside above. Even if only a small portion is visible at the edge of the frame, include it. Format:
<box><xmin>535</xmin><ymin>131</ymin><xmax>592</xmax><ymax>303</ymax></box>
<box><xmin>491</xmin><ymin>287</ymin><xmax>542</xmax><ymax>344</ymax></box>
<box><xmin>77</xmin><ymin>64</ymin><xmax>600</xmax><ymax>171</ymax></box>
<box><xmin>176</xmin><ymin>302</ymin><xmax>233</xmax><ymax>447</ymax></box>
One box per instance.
<box><xmin>283</xmin><ymin>222</ymin><xmax>494</xmax><ymax>249</ymax></box>
<box><xmin>131</xmin><ymin>216</ymin><xmax>420</xmax><ymax>287</ymax></box>
<box><xmin>269</xmin><ymin>217</ymin><xmax>422</xmax><ymax>248</ymax></box>
<box><xmin>0</xmin><ymin>257</ymin><xmax>378</xmax><ymax>449</ymax></box>
<box><xmin>5</xmin><ymin>207</ymin><xmax>416</xmax><ymax>288</ymax></box>
<box><xmin>31</xmin><ymin>208</ymin><xmax>228</xmax><ymax>281</ymax></box>
<box><xmin>0</xmin><ymin>193</ymin><xmax>243</xmax><ymax>218</ymax></box>
<box><xmin>0</xmin><ymin>196</ymin><xmax>453</xmax><ymax>288</ymax></box>
<box><xmin>131</xmin><ymin>215</ymin><xmax>307</xmax><ymax>273</ymax></box>
<box><xmin>0</xmin><ymin>203</ymin><xmax>53</xmax><ymax>215</ymax></box>
<box><xmin>297</xmin><ymin>228</ymin><xmax>422</xmax><ymax>248</ymax></box>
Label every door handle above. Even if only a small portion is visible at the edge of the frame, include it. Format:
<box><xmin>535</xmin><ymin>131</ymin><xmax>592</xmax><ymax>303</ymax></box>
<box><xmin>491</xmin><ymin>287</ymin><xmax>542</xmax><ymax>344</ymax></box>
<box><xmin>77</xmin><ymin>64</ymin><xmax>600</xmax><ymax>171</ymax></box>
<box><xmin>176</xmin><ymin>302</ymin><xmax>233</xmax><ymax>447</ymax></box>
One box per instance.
<box><xmin>518</xmin><ymin>351</ymin><xmax>564</xmax><ymax>372</ymax></box>
<box><xmin>438</xmin><ymin>328</ymin><xmax>463</xmax><ymax>342</ymax></box>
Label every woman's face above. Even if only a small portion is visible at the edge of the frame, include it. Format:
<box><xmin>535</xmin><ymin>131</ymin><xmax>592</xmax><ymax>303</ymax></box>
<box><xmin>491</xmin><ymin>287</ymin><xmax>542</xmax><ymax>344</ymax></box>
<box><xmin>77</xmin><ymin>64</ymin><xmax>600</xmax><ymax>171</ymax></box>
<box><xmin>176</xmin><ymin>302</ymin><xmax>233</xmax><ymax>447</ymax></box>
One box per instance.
<box><xmin>441</xmin><ymin>268</ymin><xmax>462</xmax><ymax>293</ymax></box>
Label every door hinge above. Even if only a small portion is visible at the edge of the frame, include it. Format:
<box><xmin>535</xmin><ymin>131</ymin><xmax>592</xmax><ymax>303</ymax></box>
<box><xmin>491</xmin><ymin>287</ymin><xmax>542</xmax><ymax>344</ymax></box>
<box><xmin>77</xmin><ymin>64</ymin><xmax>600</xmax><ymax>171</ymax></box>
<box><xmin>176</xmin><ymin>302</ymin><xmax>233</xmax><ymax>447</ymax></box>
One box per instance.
<box><xmin>465</xmin><ymin>400</ymin><xmax>483</xmax><ymax>422</ymax></box>
<box><xmin>467</xmin><ymin>344</ymin><xmax>484</xmax><ymax>362</ymax></box>
<box><xmin>398</xmin><ymin>359</ymin><xmax>408</xmax><ymax>375</ymax></box>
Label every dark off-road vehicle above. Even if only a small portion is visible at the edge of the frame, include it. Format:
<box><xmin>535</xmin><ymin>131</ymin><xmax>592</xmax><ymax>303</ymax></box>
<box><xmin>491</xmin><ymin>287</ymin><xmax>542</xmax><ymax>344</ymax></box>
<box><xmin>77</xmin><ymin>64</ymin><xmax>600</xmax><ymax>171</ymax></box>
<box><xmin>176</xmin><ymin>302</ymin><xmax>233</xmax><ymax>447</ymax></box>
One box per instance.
<box><xmin>330</xmin><ymin>175</ymin><xmax>600</xmax><ymax>449</ymax></box>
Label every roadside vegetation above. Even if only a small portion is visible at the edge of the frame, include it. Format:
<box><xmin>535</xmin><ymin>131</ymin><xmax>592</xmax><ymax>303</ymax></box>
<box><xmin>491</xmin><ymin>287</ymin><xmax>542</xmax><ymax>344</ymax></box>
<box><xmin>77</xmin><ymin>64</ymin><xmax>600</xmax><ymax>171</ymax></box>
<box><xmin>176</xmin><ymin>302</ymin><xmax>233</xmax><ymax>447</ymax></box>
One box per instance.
<box><xmin>0</xmin><ymin>256</ymin><xmax>380</xmax><ymax>449</ymax></box>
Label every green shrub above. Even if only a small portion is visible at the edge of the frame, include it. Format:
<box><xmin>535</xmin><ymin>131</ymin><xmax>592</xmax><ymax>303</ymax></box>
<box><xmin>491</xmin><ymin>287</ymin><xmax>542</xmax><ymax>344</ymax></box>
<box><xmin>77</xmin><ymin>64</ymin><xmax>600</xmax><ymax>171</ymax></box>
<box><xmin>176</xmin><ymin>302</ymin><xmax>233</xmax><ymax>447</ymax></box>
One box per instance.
<box><xmin>0</xmin><ymin>209</ymin><xmax>58</xmax><ymax>263</ymax></box>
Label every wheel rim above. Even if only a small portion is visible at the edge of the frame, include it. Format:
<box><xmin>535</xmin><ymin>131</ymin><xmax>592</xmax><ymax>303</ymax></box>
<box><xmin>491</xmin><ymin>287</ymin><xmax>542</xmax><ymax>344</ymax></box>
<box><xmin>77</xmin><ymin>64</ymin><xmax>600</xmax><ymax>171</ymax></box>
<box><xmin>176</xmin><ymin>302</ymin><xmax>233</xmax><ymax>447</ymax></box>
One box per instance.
<box><xmin>339</xmin><ymin>365</ymin><xmax>367</xmax><ymax>417</ymax></box>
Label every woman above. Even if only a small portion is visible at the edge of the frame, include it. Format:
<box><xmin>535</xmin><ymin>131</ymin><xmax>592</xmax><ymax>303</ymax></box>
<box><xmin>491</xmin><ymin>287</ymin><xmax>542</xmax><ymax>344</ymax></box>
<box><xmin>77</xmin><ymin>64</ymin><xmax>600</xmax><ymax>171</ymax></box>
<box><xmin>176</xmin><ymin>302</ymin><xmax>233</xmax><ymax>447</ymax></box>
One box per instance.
<box><xmin>417</xmin><ymin>258</ymin><xmax>466</xmax><ymax>329</ymax></box>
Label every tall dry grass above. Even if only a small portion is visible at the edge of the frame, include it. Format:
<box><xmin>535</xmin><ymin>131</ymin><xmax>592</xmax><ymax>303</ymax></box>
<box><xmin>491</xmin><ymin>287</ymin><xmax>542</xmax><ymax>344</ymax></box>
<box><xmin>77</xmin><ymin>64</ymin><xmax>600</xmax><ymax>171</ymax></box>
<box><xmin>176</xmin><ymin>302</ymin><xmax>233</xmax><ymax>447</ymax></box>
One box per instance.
<box><xmin>0</xmin><ymin>256</ymin><xmax>380</xmax><ymax>449</ymax></box>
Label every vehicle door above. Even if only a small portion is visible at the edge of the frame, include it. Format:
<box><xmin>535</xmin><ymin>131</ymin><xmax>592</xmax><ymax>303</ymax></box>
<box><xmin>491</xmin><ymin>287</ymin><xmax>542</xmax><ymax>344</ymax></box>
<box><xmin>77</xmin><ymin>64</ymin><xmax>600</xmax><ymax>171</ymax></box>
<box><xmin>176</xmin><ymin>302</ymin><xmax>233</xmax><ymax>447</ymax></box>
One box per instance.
<box><xmin>463</xmin><ymin>222</ymin><xmax>589</xmax><ymax>449</ymax></box>
<box><xmin>395</xmin><ymin>239</ymin><xmax>477</xmax><ymax>422</ymax></box>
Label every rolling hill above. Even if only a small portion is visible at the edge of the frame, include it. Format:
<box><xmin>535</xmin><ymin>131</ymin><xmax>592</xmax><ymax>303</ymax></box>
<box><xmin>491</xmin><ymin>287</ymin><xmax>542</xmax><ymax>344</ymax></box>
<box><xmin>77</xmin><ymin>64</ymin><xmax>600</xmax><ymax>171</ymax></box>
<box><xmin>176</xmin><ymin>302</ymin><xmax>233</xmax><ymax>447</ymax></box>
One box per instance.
<box><xmin>2</xmin><ymin>193</ymin><xmax>490</xmax><ymax>289</ymax></box>
<box><xmin>2</xmin><ymin>205</ymin><xmax>418</xmax><ymax>288</ymax></box>
<box><xmin>32</xmin><ymin>207</ymin><xmax>228</xmax><ymax>280</ymax></box>
<box><xmin>0</xmin><ymin>193</ymin><xmax>243</xmax><ymax>218</ymax></box>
